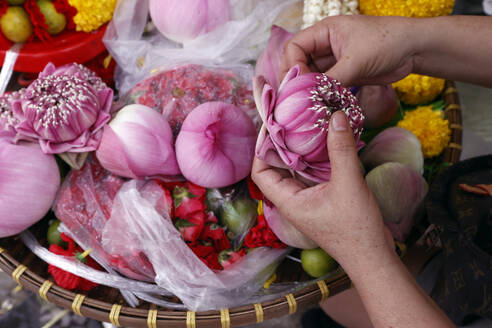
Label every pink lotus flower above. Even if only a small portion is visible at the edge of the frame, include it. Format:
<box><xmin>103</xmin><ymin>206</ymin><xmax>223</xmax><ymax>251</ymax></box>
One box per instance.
<box><xmin>0</xmin><ymin>135</ymin><xmax>60</xmax><ymax>237</ymax></box>
<box><xmin>12</xmin><ymin>65</ymin><xmax>113</xmax><ymax>155</ymax></box>
<box><xmin>96</xmin><ymin>104</ymin><xmax>180</xmax><ymax>179</ymax></box>
<box><xmin>255</xmin><ymin>25</ymin><xmax>293</xmax><ymax>90</ymax></box>
<box><xmin>0</xmin><ymin>89</ymin><xmax>24</xmax><ymax>134</ymax></box>
<box><xmin>39</xmin><ymin>62</ymin><xmax>108</xmax><ymax>92</ymax></box>
<box><xmin>254</xmin><ymin>65</ymin><xmax>365</xmax><ymax>183</ymax></box>
<box><xmin>175</xmin><ymin>101</ymin><xmax>257</xmax><ymax>188</ymax></box>
<box><xmin>149</xmin><ymin>0</ymin><xmax>230</xmax><ymax>44</ymax></box>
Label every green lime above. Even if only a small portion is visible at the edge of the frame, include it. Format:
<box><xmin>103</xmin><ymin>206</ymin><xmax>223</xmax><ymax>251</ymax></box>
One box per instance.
<box><xmin>47</xmin><ymin>219</ymin><xmax>66</xmax><ymax>246</ymax></box>
<box><xmin>0</xmin><ymin>6</ymin><xmax>33</xmax><ymax>43</ymax></box>
<box><xmin>37</xmin><ymin>0</ymin><xmax>66</xmax><ymax>35</ymax></box>
<box><xmin>301</xmin><ymin>248</ymin><xmax>338</xmax><ymax>278</ymax></box>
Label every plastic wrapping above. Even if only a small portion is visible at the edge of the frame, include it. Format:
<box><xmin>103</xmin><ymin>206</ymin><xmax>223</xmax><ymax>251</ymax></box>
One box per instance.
<box><xmin>53</xmin><ymin>159</ymin><xmax>294</xmax><ymax>310</ymax></box>
<box><xmin>103</xmin><ymin>0</ymin><xmax>299</xmax><ymax>95</ymax></box>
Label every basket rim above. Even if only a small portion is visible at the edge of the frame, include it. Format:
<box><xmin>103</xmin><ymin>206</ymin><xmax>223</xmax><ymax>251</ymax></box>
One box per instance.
<box><xmin>0</xmin><ymin>80</ymin><xmax>463</xmax><ymax>327</ymax></box>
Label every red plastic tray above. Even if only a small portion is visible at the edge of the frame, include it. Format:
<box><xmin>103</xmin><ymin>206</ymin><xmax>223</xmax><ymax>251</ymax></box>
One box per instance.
<box><xmin>0</xmin><ymin>24</ymin><xmax>107</xmax><ymax>73</ymax></box>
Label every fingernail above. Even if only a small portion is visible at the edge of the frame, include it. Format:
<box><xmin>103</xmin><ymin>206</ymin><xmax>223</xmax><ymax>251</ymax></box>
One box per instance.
<box><xmin>331</xmin><ymin>111</ymin><xmax>348</xmax><ymax>131</ymax></box>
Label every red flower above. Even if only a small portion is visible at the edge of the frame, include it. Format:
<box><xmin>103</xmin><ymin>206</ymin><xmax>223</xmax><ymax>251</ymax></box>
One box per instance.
<box><xmin>48</xmin><ymin>233</ymin><xmax>101</xmax><ymax>291</ymax></box>
<box><xmin>201</xmin><ymin>223</ymin><xmax>230</xmax><ymax>252</ymax></box>
<box><xmin>247</xmin><ymin>177</ymin><xmax>263</xmax><ymax>200</ymax></box>
<box><xmin>52</xmin><ymin>0</ymin><xmax>77</xmax><ymax>30</ymax></box>
<box><xmin>188</xmin><ymin>242</ymin><xmax>222</xmax><ymax>271</ymax></box>
<box><xmin>24</xmin><ymin>0</ymin><xmax>51</xmax><ymax>42</ymax></box>
<box><xmin>244</xmin><ymin>214</ymin><xmax>286</xmax><ymax>249</ymax></box>
<box><xmin>175</xmin><ymin>213</ymin><xmax>205</xmax><ymax>242</ymax></box>
<box><xmin>218</xmin><ymin>249</ymin><xmax>247</xmax><ymax>269</ymax></box>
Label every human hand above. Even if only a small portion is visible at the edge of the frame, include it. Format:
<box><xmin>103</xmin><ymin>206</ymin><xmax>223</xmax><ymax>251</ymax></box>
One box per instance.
<box><xmin>252</xmin><ymin>111</ymin><xmax>394</xmax><ymax>273</ymax></box>
<box><xmin>280</xmin><ymin>15</ymin><xmax>420</xmax><ymax>87</ymax></box>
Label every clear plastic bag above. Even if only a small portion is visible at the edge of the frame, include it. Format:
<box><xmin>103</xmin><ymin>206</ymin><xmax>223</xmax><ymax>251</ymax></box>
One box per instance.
<box><xmin>103</xmin><ymin>0</ymin><xmax>299</xmax><ymax>95</ymax></box>
<box><xmin>53</xmin><ymin>159</ymin><xmax>291</xmax><ymax>310</ymax></box>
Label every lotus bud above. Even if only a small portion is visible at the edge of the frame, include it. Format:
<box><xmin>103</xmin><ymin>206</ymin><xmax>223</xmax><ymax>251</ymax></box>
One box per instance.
<box><xmin>255</xmin><ymin>25</ymin><xmax>293</xmax><ymax>90</ymax></box>
<box><xmin>356</xmin><ymin>85</ymin><xmax>398</xmax><ymax>129</ymax></box>
<box><xmin>360</xmin><ymin>127</ymin><xmax>424</xmax><ymax>174</ymax></box>
<box><xmin>263</xmin><ymin>199</ymin><xmax>317</xmax><ymax>249</ymax></box>
<box><xmin>12</xmin><ymin>64</ymin><xmax>113</xmax><ymax>157</ymax></box>
<box><xmin>149</xmin><ymin>0</ymin><xmax>230</xmax><ymax>44</ymax></box>
<box><xmin>175</xmin><ymin>101</ymin><xmax>257</xmax><ymax>188</ymax></box>
<box><xmin>365</xmin><ymin>162</ymin><xmax>428</xmax><ymax>241</ymax></box>
<box><xmin>0</xmin><ymin>136</ymin><xmax>60</xmax><ymax>237</ymax></box>
<box><xmin>96</xmin><ymin>104</ymin><xmax>180</xmax><ymax>179</ymax></box>
<box><xmin>255</xmin><ymin>65</ymin><xmax>364</xmax><ymax>183</ymax></box>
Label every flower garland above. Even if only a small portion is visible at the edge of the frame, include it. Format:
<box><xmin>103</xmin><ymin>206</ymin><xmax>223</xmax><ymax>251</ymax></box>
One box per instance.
<box><xmin>67</xmin><ymin>0</ymin><xmax>117</xmax><ymax>32</ymax></box>
<box><xmin>392</xmin><ymin>74</ymin><xmax>445</xmax><ymax>105</ymax></box>
<box><xmin>302</xmin><ymin>0</ymin><xmax>359</xmax><ymax>28</ymax></box>
<box><xmin>359</xmin><ymin>0</ymin><xmax>455</xmax><ymax>17</ymax></box>
<box><xmin>397</xmin><ymin>105</ymin><xmax>451</xmax><ymax>158</ymax></box>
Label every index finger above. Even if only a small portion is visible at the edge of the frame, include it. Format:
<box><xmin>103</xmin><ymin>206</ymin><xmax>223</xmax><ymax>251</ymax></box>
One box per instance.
<box><xmin>279</xmin><ymin>24</ymin><xmax>332</xmax><ymax>79</ymax></box>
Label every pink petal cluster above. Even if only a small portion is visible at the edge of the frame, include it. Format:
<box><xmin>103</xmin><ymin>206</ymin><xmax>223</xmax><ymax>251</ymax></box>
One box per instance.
<box><xmin>39</xmin><ymin>62</ymin><xmax>108</xmax><ymax>92</ymax></box>
<box><xmin>12</xmin><ymin>63</ymin><xmax>113</xmax><ymax>154</ymax></box>
<box><xmin>96</xmin><ymin>104</ymin><xmax>180</xmax><ymax>179</ymax></box>
<box><xmin>255</xmin><ymin>66</ymin><xmax>365</xmax><ymax>183</ymax></box>
<box><xmin>175</xmin><ymin>101</ymin><xmax>257</xmax><ymax>188</ymax></box>
<box><xmin>149</xmin><ymin>0</ymin><xmax>230</xmax><ymax>43</ymax></box>
<box><xmin>0</xmin><ymin>89</ymin><xmax>24</xmax><ymax>134</ymax></box>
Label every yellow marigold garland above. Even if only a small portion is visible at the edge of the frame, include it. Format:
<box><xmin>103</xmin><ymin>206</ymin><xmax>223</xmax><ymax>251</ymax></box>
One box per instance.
<box><xmin>392</xmin><ymin>74</ymin><xmax>445</xmax><ymax>105</ymax></box>
<box><xmin>68</xmin><ymin>0</ymin><xmax>117</xmax><ymax>32</ymax></box>
<box><xmin>397</xmin><ymin>106</ymin><xmax>451</xmax><ymax>158</ymax></box>
<box><xmin>359</xmin><ymin>0</ymin><xmax>455</xmax><ymax>17</ymax></box>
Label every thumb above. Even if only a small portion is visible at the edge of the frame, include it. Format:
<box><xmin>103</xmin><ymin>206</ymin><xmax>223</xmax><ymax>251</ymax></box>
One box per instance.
<box><xmin>325</xmin><ymin>59</ymin><xmax>359</xmax><ymax>87</ymax></box>
<box><xmin>328</xmin><ymin>111</ymin><xmax>363</xmax><ymax>184</ymax></box>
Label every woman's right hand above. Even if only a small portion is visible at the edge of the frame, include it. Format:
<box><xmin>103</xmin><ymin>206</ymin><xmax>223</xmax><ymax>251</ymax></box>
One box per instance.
<box><xmin>280</xmin><ymin>15</ymin><xmax>422</xmax><ymax>87</ymax></box>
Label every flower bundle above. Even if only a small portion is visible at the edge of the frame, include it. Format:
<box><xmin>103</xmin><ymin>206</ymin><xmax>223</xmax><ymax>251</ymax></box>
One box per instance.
<box><xmin>359</xmin><ymin>0</ymin><xmax>455</xmax><ymax>17</ymax></box>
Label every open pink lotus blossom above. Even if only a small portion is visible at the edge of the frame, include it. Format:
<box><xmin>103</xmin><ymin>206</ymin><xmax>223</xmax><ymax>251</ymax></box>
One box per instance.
<box><xmin>0</xmin><ymin>135</ymin><xmax>60</xmax><ymax>237</ymax></box>
<box><xmin>96</xmin><ymin>104</ymin><xmax>180</xmax><ymax>179</ymax></box>
<box><xmin>12</xmin><ymin>65</ymin><xmax>113</xmax><ymax>154</ymax></box>
<box><xmin>0</xmin><ymin>89</ymin><xmax>24</xmax><ymax>134</ymax></box>
<box><xmin>254</xmin><ymin>65</ymin><xmax>365</xmax><ymax>183</ymax></box>
<box><xmin>39</xmin><ymin>62</ymin><xmax>108</xmax><ymax>92</ymax></box>
<box><xmin>149</xmin><ymin>0</ymin><xmax>230</xmax><ymax>44</ymax></box>
<box><xmin>175</xmin><ymin>101</ymin><xmax>257</xmax><ymax>188</ymax></box>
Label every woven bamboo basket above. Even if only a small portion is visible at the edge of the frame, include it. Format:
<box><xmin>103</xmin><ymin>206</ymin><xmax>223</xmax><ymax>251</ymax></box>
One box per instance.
<box><xmin>0</xmin><ymin>81</ymin><xmax>463</xmax><ymax>328</ymax></box>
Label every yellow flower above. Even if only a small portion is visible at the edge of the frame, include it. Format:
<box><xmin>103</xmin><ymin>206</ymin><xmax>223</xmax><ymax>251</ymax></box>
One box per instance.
<box><xmin>392</xmin><ymin>74</ymin><xmax>445</xmax><ymax>105</ymax></box>
<box><xmin>359</xmin><ymin>0</ymin><xmax>454</xmax><ymax>17</ymax></box>
<box><xmin>397</xmin><ymin>106</ymin><xmax>451</xmax><ymax>158</ymax></box>
<box><xmin>68</xmin><ymin>0</ymin><xmax>117</xmax><ymax>32</ymax></box>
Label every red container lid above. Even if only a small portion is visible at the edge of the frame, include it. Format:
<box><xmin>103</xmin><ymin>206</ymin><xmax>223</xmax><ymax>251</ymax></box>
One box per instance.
<box><xmin>0</xmin><ymin>24</ymin><xmax>107</xmax><ymax>73</ymax></box>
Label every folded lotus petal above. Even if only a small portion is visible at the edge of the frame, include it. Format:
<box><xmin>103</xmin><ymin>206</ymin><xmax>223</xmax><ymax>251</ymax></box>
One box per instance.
<box><xmin>176</xmin><ymin>102</ymin><xmax>256</xmax><ymax>188</ymax></box>
<box><xmin>255</xmin><ymin>25</ymin><xmax>293</xmax><ymax>90</ymax></box>
<box><xmin>255</xmin><ymin>126</ymin><xmax>289</xmax><ymax>169</ymax></box>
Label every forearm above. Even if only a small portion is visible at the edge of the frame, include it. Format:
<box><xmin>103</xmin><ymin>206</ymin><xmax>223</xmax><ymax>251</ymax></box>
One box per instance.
<box><xmin>340</xmin><ymin>248</ymin><xmax>455</xmax><ymax>328</ymax></box>
<box><xmin>412</xmin><ymin>16</ymin><xmax>492</xmax><ymax>87</ymax></box>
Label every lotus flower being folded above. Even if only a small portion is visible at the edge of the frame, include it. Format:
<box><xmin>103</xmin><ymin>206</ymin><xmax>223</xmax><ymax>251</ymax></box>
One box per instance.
<box><xmin>254</xmin><ymin>65</ymin><xmax>365</xmax><ymax>183</ymax></box>
<box><xmin>96</xmin><ymin>104</ymin><xmax>180</xmax><ymax>179</ymax></box>
<box><xmin>12</xmin><ymin>64</ymin><xmax>113</xmax><ymax>155</ymax></box>
<box><xmin>39</xmin><ymin>62</ymin><xmax>108</xmax><ymax>92</ymax></box>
